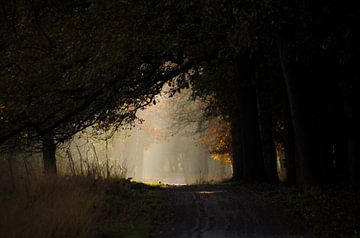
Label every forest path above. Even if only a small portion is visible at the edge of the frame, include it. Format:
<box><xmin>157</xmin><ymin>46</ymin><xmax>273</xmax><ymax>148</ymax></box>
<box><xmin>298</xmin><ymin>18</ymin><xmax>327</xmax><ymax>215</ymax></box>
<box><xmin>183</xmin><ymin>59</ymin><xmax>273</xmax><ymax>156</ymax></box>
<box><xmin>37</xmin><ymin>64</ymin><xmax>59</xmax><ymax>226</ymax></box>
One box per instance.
<box><xmin>151</xmin><ymin>183</ymin><xmax>313</xmax><ymax>238</ymax></box>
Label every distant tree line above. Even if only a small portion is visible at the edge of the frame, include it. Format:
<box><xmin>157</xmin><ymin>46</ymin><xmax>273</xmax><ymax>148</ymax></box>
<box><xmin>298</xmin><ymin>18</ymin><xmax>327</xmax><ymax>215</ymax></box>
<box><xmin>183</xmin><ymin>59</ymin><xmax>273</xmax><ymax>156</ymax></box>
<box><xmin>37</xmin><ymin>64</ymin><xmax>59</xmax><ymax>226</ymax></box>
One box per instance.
<box><xmin>1</xmin><ymin>0</ymin><xmax>359</xmax><ymax>189</ymax></box>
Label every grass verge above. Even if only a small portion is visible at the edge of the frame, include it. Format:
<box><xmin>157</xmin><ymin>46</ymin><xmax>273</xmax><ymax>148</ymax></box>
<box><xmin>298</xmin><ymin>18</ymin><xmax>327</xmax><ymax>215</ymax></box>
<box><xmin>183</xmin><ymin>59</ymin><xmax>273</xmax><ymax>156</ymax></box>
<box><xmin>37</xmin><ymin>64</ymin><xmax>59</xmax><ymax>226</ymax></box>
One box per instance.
<box><xmin>0</xmin><ymin>174</ymin><xmax>162</xmax><ymax>238</ymax></box>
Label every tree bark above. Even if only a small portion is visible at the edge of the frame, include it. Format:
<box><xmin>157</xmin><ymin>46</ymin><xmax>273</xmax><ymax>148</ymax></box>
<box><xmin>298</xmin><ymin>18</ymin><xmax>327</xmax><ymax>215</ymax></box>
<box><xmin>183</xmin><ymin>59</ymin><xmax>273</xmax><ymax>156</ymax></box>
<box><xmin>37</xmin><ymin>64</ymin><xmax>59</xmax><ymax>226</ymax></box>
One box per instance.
<box><xmin>314</xmin><ymin>83</ymin><xmax>346</xmax><ymax>184</ymax></box>
<box><xmin>343</xmin><ymin>85</ymin><xmax>360</xmax><ymax>189</ymax></box>
<box><xmin>283</xmin><ymin>105</ymin><xmax>296</xmax><ymax>185</ymax></box>
<box><xmin>278</xmin><ymin>39</ymin><xmax>320</xmax><ymax>188</ymax></box>
<box><xmin>232</xmin><ymin>55</ymin><xmax>266</xmax><ymax>182</ymax></box>
<box><xmin>256</xmin><ymin>85</ymin><xmax>278</xmax><ymax>182</ymax></box>
<box><xmin>42</xmin><ymin>131</ymin><xmax>57</xmax><ymax>175</ymax></box>
<box><xmin>6</xmin><ymin>149</ymin><xmax>16</xmax><ymax>189</ymax></box>
<box><xmin>230</xmin><ymin>117</ymin><xmax>243</xmax><ymax>181</ymax></box>
<box><xmin>238</xmin><ymin>88</ymin><xmax>266</xmax><ymax>181</ymax></box>
<box><xmin>348</xmin><ymin>132</ymin><xmax>360</xmax><ymax>189</ymax></box>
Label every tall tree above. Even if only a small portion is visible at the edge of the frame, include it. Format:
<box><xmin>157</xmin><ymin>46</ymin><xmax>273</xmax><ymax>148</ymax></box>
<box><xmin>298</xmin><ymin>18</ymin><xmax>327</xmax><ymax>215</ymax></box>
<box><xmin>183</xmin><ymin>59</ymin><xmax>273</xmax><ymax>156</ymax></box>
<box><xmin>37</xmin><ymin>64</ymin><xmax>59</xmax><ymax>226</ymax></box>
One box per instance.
<box><xmin>0</xmin><ymin>0</ymin><xmax>196</xmax><ymax>173</ymax></box>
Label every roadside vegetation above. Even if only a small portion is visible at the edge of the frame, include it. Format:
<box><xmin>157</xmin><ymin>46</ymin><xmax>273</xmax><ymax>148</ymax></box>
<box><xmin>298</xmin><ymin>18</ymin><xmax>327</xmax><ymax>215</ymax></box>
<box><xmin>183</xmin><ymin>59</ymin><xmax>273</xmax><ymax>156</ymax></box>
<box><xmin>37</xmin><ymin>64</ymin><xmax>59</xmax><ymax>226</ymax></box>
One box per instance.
<box><xmin>0</xmin><ymin>159</ymin><xmax>162</xmax><ymax>238</ymax></box>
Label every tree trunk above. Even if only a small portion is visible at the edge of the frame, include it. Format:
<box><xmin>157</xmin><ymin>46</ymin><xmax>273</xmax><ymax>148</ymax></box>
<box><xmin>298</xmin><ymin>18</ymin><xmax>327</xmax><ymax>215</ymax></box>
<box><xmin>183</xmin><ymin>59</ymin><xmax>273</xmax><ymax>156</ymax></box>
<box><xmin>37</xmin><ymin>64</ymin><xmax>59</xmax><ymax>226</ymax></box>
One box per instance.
<box><xmin>283</xmin><ymin>105</ymin><xmax>296</xmax><ymax>185</ymax></box>
<box><xmin>343</xmin><ymin>86</ymin><xmax>360</xmax><ymax>189</ymax></box>
<box><xmin>314</xmin><ymin>87</ymin><xmax>346</xmax><ymax>184</ymax></box>
<box><xmin>6</xmin><ymin>149</ymin><xmax>16</xmax><ymax>189</ymax></box>
<box><xmin>230</xmin><ymin>55</ymin><xmax>270</xmax><ymax>182</ymax></box>
<box><xmin>238</xmin><ymin>88</ymin><xmax>266</xmax><ymax>181</ymax></box>
<box><xmin>348</xmin><ymin>133</ymin><xmax>360</xmax><ymax>189</ymax></box>
<box><xmin>230</xmin><ymin>117</ymin><xmax>243</xmax><ymax>181</ymax></box>
<box><xmin>233</xmin><ymin>56</ymin><xmax>266</xmax><ymax>182</ymax></box>
<box><xmin>278</xmin><ymin>39</ymin><xmax>320</xmax><ymax>188</ymax></box>
<box><xmin>256</xmin><ymin>85</ymin><xmax>278</xmax><ymax>182</ymax></box>
<box><xmin>42</xmin><ymin>131</ymin><xmax>57</xmax><ymax>175</ymax></box>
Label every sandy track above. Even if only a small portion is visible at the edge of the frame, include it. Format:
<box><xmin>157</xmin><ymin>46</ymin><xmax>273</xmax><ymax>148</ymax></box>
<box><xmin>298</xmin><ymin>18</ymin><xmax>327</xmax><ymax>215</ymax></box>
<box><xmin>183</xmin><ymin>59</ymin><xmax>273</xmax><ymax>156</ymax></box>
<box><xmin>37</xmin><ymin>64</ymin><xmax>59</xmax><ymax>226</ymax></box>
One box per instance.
<box><xmin>152</xmin><ymin>184</ymin><xmax>313</xmax><ymax>238</ymax></box>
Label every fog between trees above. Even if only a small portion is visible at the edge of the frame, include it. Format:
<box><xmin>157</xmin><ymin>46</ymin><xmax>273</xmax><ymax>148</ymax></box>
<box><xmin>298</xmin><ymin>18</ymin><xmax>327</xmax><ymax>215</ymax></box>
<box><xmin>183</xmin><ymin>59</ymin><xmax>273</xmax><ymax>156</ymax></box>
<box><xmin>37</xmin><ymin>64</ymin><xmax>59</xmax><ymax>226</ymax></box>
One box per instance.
<box><xmin>57</xmin><ymin>87</ymin><xmax>232</xmax><ymax>184</ymax></box>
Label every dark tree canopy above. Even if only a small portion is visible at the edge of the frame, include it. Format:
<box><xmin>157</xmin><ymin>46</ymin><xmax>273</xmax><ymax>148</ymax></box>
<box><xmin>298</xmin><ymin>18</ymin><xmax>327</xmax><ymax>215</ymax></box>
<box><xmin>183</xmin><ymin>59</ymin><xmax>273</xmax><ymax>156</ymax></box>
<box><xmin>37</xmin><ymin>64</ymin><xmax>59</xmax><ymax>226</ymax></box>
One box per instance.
<box><xmin>0</xmin><ymin>0</ymin><xmax>196</xmax><ymax>145</ymax></box>
<box><xmin>1</xmin><ymin>0</ymin><xmax>360</xmax><ymax>188</ymax></box>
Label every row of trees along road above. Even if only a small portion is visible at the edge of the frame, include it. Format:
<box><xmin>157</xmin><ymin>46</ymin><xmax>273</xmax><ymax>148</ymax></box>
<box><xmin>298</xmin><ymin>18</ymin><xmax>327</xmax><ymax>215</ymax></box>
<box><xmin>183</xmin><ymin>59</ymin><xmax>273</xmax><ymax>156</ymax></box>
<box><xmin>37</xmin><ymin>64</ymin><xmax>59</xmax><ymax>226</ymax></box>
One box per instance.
<box><xmin>1</xmin><ymin>0</ymin><xmax>360</xmax><ymax>189</ymax></box>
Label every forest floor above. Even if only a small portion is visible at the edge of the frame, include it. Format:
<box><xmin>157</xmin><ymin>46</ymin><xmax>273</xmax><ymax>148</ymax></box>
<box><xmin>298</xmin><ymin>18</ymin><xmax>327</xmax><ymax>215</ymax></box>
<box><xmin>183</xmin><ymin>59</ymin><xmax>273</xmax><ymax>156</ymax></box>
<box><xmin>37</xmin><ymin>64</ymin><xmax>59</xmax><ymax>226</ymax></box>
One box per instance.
<box><xmin>151</xmin><ymin>182</ymin><xmax>360</xmax><ymax>238</ymax></box>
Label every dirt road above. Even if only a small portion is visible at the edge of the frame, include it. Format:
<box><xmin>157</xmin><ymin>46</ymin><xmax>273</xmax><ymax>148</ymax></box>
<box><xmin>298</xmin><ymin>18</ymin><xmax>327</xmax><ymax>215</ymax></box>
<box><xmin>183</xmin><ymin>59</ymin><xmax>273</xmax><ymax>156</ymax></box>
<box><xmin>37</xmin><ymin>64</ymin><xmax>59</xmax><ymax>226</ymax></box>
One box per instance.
<box><xmin>152</xmin><ymin>184</ymin><xmax>312</xmax><ymax>238</ymax></box>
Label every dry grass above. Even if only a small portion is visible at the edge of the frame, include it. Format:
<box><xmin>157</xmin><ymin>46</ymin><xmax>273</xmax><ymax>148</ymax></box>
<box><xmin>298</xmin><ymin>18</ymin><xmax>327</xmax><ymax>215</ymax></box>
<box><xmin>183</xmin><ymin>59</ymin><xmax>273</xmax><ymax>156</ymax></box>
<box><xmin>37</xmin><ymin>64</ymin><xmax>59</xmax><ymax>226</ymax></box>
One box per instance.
<box><xmin>0</xmin><ymin>175</ymin><xmax>99</xmax><ymax>237</ymax></box>
<box><xmin>0</xmin><ymin>159</ymin><xmax>162</xmax><ymax>238</ymax></box>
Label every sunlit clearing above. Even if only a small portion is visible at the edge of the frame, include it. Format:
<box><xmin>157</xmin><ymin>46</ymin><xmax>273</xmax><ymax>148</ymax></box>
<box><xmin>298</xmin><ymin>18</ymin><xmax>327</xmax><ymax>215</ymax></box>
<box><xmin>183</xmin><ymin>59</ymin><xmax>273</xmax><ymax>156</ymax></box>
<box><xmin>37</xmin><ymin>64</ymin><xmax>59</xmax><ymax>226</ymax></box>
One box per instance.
<box><xmin>57</xmin><ymin>86</ymin><xmax>232</xmax><ymax>184</ymax></box>
<box><xmin>196</xmin><ymin>190</ymin><xmax>224</xmax><ymax>195</ymax></box>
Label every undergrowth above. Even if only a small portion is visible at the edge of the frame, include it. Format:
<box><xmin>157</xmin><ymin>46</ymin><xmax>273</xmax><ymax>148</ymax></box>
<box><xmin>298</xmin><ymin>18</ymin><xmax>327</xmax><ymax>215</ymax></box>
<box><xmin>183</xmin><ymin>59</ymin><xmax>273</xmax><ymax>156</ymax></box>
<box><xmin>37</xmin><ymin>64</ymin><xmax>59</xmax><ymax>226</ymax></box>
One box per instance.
<box><xmin>0</xmin><ymin>160</ymin><xmax>162</xmax><ymax>238</ymax></box>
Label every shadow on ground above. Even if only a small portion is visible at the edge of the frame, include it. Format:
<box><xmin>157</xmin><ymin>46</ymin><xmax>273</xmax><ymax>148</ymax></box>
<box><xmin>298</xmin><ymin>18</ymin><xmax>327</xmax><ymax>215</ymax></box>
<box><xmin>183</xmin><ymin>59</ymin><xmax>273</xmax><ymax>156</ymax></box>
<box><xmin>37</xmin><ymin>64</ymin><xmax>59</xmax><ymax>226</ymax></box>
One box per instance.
<box><xmin>151</xmin><ymin>183</ymin><xmax>313</xmax><ymax>238</ymax></box>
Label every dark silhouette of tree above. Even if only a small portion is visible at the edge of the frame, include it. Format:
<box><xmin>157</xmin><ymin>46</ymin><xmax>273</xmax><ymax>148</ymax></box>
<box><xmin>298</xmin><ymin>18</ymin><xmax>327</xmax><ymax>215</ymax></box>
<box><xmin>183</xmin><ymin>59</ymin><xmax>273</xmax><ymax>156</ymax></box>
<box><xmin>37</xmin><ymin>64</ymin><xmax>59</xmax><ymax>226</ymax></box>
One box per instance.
<box><xmin>0</xmin><ymin>0</ymin><xmax>197</xmax><ymax>173</ymax></box>
<box><xmin>1</xmin><ymin>0</ymin><xmax>360</xmax><ymax>189</ymax></box>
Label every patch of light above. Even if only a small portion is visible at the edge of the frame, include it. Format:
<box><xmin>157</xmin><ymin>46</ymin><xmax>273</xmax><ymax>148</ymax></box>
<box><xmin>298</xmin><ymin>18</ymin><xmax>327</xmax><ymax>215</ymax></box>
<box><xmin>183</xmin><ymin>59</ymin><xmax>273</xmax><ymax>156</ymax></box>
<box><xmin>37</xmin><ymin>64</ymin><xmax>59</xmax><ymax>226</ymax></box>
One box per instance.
<box><xmin>196</xmin><ymin>190</ymin><xmax>224</xmax><ymax>195</ymax></box>
<box><xmin>143</xmin><ymin>177</ymin><xmax>187</xmax><ymax>186</ymax></box>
